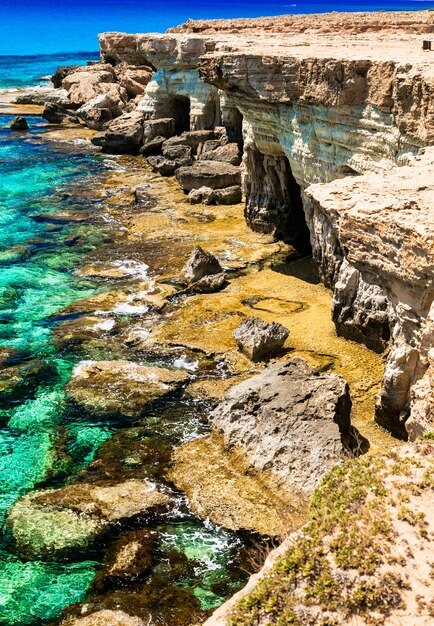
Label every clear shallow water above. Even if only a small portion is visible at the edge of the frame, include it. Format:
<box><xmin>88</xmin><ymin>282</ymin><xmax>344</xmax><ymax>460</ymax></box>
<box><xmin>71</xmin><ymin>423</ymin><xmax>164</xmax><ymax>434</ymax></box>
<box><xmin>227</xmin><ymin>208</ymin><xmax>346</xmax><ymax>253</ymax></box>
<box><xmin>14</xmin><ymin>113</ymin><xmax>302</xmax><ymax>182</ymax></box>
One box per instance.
<box><xmin>0</xmin><ymin>0</ymin><xmax>430</xmax><ymax>55</ymax></box>
<box><xmin>0</xmin><ymin>105</ymin><xmax>248</xmax><ymax>621</ymax></box>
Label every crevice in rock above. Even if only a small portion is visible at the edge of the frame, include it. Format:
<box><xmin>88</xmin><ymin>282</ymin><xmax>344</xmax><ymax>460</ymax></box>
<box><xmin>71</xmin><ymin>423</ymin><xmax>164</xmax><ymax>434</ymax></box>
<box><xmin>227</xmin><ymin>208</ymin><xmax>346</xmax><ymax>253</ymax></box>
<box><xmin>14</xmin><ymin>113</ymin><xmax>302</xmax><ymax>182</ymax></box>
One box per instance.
<box><xmin>169</xmin><ymin>95</ymin><xmax>191</xmax><ymax>134</ymax></box>
<box><xmin>244</xmin><ymin>147</ymin><xmax>311</xmax><ymax>253</ymax></box>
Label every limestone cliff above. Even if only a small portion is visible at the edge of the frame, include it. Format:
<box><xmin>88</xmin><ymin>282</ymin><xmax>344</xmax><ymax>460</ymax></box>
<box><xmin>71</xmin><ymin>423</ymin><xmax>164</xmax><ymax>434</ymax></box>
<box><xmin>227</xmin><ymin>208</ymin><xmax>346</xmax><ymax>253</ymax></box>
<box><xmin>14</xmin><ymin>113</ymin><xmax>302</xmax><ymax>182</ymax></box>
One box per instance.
<box><xmin>98</xmin><ymin>14</ymin><xmax>434</xmax><ymax>436</ymax></box>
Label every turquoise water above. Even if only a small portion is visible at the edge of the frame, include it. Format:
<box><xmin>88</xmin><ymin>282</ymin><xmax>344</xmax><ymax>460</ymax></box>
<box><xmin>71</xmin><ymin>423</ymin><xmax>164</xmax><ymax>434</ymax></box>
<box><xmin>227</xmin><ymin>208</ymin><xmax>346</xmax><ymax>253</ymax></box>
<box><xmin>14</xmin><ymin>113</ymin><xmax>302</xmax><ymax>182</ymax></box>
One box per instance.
<box><xmin>0</xmin><ymin>104</ymin><xmax>248</xmax><ymax>622</ymax></box>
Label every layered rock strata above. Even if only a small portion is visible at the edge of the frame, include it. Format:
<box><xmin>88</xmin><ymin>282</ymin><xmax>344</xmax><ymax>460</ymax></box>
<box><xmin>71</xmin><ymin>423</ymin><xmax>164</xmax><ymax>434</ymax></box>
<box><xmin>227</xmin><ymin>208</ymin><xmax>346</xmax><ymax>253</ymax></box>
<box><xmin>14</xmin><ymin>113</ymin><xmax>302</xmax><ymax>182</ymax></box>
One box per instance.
<box><xmin>98</xmin><ymin>20</ymin><xmax>434</xmax><ymax>436</ymax></box>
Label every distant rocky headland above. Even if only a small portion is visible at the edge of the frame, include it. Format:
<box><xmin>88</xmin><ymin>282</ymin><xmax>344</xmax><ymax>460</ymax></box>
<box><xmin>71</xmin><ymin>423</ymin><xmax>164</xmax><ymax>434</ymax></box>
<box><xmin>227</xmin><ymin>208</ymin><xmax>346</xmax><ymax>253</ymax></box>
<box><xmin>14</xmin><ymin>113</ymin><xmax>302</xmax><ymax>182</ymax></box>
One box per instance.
<box><xmin>4</xmin><ymin>9</ymin><xmax>434</xmax><ymax>626</ymax></box>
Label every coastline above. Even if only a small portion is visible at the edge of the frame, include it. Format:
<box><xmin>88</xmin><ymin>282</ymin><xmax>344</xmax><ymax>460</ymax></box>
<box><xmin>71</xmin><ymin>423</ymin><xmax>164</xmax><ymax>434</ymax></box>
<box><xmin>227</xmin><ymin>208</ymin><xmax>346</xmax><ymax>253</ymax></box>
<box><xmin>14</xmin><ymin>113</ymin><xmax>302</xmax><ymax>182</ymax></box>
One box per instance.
<box><xmin>1</xmin><ymin>8</ymin><xmax>433</xmax><ymax>625</ymax></box>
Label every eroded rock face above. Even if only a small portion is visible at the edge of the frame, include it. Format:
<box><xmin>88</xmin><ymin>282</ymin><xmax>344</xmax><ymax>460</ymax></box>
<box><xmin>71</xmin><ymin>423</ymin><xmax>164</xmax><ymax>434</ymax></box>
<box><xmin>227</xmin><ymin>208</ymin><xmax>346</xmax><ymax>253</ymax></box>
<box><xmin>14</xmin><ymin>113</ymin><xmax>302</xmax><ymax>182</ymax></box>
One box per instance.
<box><xmin>6</xmin><ymin>480</ymin><xmax>170</xmax><ymax>559</ymax></box>
<box><xmin>233</xmin><ymin>317</ymin><xmax>289</xmax><ymax>362</ymax></box>
<box><xmin>305</xmin><ymin>149</ymin><xmax>434</xmax><ymax>437</ymax></box>
<box><xmin>42</xmin><ymin>103</ymin><xmax>79</xmax><ymax>124</ymax></box>
<box><xmin>66</xmin><ymin>360</ymin><xmax>188</xmax><ymax>417</ymax></box>
<box><xmin>210</xmin><ymin>358</ymin><xmax>353</xmax><ymax>495</ymax></box>
<box><xmin>176</xmin><ymin>161</ymin><xmax>241</xmax><ymax>191</ymax></box>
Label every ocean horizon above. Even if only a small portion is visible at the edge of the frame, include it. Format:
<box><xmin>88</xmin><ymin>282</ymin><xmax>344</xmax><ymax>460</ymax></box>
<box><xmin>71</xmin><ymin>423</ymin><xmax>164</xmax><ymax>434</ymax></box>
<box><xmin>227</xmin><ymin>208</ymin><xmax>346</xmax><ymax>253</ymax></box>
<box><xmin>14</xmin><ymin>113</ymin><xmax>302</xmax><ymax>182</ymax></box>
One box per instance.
<box><xmin>0</xmin><ymin>0</ymin><xmax>433</xmax><ymax>56</ymax></box>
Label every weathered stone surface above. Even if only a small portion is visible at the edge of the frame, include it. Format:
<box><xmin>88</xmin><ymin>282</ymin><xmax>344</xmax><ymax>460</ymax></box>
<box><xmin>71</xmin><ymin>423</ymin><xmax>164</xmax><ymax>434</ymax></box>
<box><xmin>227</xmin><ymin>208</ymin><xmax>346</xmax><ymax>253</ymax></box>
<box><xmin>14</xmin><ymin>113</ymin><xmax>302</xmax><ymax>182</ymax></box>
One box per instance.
<box><xmin>6</xmin><ymin>480</ymin><xmax>170</xmax><ymax>559</ymax></box>
<box><xmin>175</xmin><ymin>161</ymin><xmax>241</xmax><ymax>191</ymax></box>
<box><xmin>66</xmin><ymin>360</ymin><xmax>188</xmax><ymax>417</ymax></box>
<box><xmin>182</xmin><ymin>245</ymin><xmax>223</xmax><ymax>283</ymax></box>
<box><xmin>164</xmin><ymin>130</ymin><xmax>220</xmax><ymax>152</ymax></box>
<box><xmin>143</xmin><ymin>117</ymin><xmax>175</xmax><ymax>142</ymax></box>
<box><xmin>115</xmin><ymin>64</ymin><xmax>153</xmax><ymax>98</ymax></box>
<box><xmin>14</xmin><ymin>86</ymin><xmax>70</xmax><ymax>107</ymax></box>
<box><xmin>187</xmin><ymin>184</ymin><xmax>242</xmax><ymax>205</ymax></box>
<box><xmin>233</xmin><ymin>317</ymin><xmax>289</xmax><ymax>362</ymax></box>
<box><xmin>162</xmin><ymin>142</ymin><xmax>192</xmax><ymax>165</ymax></box>
<box><xmin>139</xmin><ymin>135</ymin><xmax>165</xmax><ymax>156</ymax></box>
<box><xmin>59</xmin><ymin>610</ymin><xmax>146</xmax><ymax>626</ymax></box>
<box><xmin>8</xmin><ymin>116</ymin><xmax>29</xmax><ymax>130</ymax></box>
<box><xmin>210</xmin><ymin>359</ymin><xmax>353</xmax><ymax>494</ymax></box>
<box><xmin>92</xmin><ymin>111</ymin><xmax>144</xmax><ymax>153</ymax></box>
<box><xmin>76</xmin><ymin>94</ymin><xmax>123</xmax><ymax>129</ymax></box>
<box><xmin>51</xmin><ymin>65</ymin><xmax>81</xmax><ymax>88</ymax></box>
<box><xmin>42</xmin><ymin>103</ymin><xmax>79</xmax><ymax>124</ymax></box>
<box><xmin>199</xmin><ymin>142</ymin><xmax>241</xmax><ymax>165</ymax></box>
<box><xmin>93</xmin><ymin>529</ymin><xmax>156</xmax><ymax>590</ymax></box>
<box><xmin>192</xmin><ymin>272</ymin><xmax>226</xmax><ymax>293</ymax></box>
<box><xmin>146</xmin><ymin>155</ymin><xmax>177</xmax><ymax>176</ymax></box>
<box><xmin>62</xmin><ymin>66</ymin><xmax>124</xmax><ymax>108</ymax></box>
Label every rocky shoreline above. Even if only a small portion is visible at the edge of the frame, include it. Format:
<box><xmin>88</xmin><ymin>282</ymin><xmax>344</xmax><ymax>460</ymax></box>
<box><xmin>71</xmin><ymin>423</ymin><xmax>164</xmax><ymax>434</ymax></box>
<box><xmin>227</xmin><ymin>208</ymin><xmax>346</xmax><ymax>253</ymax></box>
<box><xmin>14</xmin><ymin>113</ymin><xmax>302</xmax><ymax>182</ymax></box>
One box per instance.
<box><xmin>2</xmin><ymin>9</ymin><xmax>433</xmax><ymax>626</ymax></box>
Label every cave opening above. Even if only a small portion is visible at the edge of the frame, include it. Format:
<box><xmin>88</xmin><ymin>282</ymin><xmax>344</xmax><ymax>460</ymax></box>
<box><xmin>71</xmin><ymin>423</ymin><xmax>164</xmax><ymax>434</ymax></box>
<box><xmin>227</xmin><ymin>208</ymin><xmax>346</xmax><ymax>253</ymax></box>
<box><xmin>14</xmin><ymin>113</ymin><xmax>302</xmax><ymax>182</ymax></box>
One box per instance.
<box><xmin>244</xmin><ymin>149</ymin><xmax>311</xmax><ymax>254</ymax></box>
<box><xmin>224</xmin><ymin>107</ymin><xmax>244</xmax><ymax>149</ymax></box>
<box><xmin>171</xmin><ymin>95</ymin><xmax>191</xmax><ymax>134</ymax></box>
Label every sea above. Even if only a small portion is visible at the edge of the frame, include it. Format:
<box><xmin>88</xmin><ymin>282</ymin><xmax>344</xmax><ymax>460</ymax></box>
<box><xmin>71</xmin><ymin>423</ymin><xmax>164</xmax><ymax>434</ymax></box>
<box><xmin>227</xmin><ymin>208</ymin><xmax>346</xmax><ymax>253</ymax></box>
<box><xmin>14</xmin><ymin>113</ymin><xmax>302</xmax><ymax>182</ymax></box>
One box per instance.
<box><xmin>0</xmin><ymin>0</ymin><xmax>430</xmax><ymax>624</ymax></box>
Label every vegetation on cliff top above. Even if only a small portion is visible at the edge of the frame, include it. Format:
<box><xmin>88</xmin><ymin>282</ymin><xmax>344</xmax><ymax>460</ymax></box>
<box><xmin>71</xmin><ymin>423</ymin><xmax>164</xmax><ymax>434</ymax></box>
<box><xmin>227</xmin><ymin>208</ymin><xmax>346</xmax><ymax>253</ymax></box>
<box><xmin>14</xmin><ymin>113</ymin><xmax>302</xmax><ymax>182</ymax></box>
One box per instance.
<box><xmin>230</xmin><ymin>441</ymin><xmax>434</xmax><ymax>625</ymax></box>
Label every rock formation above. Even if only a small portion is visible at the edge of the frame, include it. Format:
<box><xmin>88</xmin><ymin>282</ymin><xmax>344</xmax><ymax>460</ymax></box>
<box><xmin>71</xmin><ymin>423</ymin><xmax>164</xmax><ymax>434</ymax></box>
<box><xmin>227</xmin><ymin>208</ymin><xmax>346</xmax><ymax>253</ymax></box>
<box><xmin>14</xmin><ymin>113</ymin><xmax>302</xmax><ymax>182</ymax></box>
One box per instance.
<box><xmin>97</xmin><ymin>19</ymin><xmax>434</xmax><ymax>437</ymax></box>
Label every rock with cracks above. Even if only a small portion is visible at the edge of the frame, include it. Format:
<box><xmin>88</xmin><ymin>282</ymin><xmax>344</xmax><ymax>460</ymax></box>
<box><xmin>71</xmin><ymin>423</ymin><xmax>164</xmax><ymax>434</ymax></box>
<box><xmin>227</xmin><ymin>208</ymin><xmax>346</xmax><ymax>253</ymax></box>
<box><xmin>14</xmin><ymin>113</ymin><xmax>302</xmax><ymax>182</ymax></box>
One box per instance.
<box><xmin>175</xmin><ymin>161</ymin><xmax>241</xmax><ymax>191</ymax></box>
<box><xmin>210</xmin><ymin>358</ymin><xmax>353</xmax><ymax>495</ymax></box>
<box><xmin>92</xmin><ymin>111</ymin><xmax>144</xmax><ymax>153</ymax></box>
<box><xmin>233</xmin><ymin>316</ymin><xmax>289</xmax><ymax>361</ymax></box>
<box><xmin>182</xmin><ymin>246</ymin><xmax>223</xmax><ymax>284</ymax></box>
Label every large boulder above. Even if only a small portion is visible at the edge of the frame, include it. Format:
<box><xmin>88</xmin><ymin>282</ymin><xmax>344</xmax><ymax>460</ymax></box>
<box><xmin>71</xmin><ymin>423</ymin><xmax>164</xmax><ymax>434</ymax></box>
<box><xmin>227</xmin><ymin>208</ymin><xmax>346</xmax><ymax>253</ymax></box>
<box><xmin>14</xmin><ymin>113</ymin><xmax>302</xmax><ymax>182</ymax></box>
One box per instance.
<box><xmin>233</xmin><ymin>316</ymin><xmax>289</xmax><ymax>362</ymax></box>
<box><xmin>188</xmin><ymin>185</ymin><xmax>242</xmax><ymax>205</ymax></box>
<box><xmin>92</xmin><ymin>111</ymin><xmax>144</xmax><ymax>153</ymax></box>
<box><xmin>175</xmin><ymin>161</ymin><xmax>241</xmax><ymax>192</ymax></box>
<box><xmin>66</xmin><ymin>360</ymin><xmax>188</xmax><ymax>417</ymax></box>
<box><xmin>5</xmin><ymin>480</ymin><xmax>170</xmax><ymax>559</ymax></box>
<box><xmin>210</xmin><ymin>359</ymin><xmax>354</xmax><ymax>495</ymax></box>
<box><xmin>14</xmin><ymin>86</ymin><xmax>70</xmax><ymax>107</ymax></box>
<box><xmin>143</xmin><ymin>118</ymin><xmax>175</xmax><ymax>142</ymax></box>
<box><xmin>115</xmin><ymin>64</ymin><xmax>153</xmax><ymax>98</ymax></box>
<box><xmin>164</xmin><ymin>130</ymin><xmax>219</xmax><ymax>153</ymax></box>
<box><xmin>139</xmin><ymin>136</ymin><xmax>166</xmax><ymax>156</ymax></box>
<box><xmin>42</xmin><ymin>103</ymin><xmax>79</xmax><ymax>124</ymax></box>
<box><xmin>182</xmin><ymin>246</ymin><xmax>223</xmax><ymax>284</ymax></box>
<box><xmin>8</xmin><ymin>116</ymin><xmax>29</xmax><ymax>131</ymax></box>
<box><xmin>51</xmin><ymin>64</ymin><xmax>81</xmax><ymax>88</ymax></box>
<box><xmin>199</xmin><ymin>142</ymin><xmax>241</xmax><ymax>165</ymax></box>
<box><xmin>146</xmin><ymin>155</ymin><xmax>177</xmax><ymax>176</ymax></box>
<box><xmin>162</xmin><ymin>143</ymin><xmax>192</xmax><ymax>166</ymax></box>
<box><xmin>62</xmin><ymin>66</ymin><xmax>124</xmax><ymax>108</ymax></box>
<box><xmin>76</xmin><ymin>94</ymin><xmax>123</xmax><ymax>129</ymax></box>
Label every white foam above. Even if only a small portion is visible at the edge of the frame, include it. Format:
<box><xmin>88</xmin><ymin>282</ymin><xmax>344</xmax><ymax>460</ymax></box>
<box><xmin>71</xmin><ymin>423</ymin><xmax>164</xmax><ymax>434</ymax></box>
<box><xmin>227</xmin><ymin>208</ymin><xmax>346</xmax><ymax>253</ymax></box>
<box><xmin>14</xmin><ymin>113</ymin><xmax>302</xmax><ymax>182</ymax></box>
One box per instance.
<box><xmin>173</xmin><ymin>355</ymin><xmax>199</xmax><ymax>372</ymax></box>
<box><xmin>93</xmin><ymin>318</ymin><xmax>115</xmax><ymax>332</ymax></box>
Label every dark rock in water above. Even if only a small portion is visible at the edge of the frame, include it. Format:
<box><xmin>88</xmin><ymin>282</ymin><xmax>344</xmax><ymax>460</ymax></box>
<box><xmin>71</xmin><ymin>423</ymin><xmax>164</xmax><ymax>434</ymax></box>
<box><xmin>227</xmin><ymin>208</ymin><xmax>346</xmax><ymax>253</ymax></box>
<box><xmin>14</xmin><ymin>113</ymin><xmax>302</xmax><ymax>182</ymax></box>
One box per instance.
<box><xmin>210</xmin><ymin>358</ymin><xmax>354</xmax><ymax>495</ymax></box>
<box><xmin>233</xmin><ymin>316</ymin><xmax>289</xmax><ymax>362</ymax></box>
<box><xmin>9</xmin><ymin>116</ymin><xmax>29</xmax><ymax>131</ymax></box>
<box><xmin>143</xmin><ymin>117</ymin><xmax>175</xmax><ymax>142</ymax></box>
<box><xmin>175</xmin><ymin>161</ymin><xmax>241</xmax><ymax>192</ymax></box>
<box><xmin>139</xmin><ymin>135</ymin><xmax>165</xmax><ymax>156</ymax></box>
<box><xmin>51</xmin><ymin>64</ymin><xmax>81</xmax><ymax>88</ymax></box>
<box><xmin>188</xmin><ymin>185</ymin><xmax>242</xmax><ymax>205</ymax></box>
<box><xmin>199</xmin><ymin>142</ymin><xmax>241</xmax><ymax>165</ymax></box>
<box><xmin>93</xmin><ymin>528</ymin><xmax>157</xmax><ymax>591</ymax></box>
<box><xmin>42</xmin><ymin>103</ymin><xmax>79</xmax><ymax>124</ymax></box>
<box><xmin>92</xmin><ymin>111</ymin><xmax>144</xmax><ymax>154</ymax></box>
<box><xmin>162</xmin><ymin>142</ymin><xmax>192</xmax><ymax>166</ymax></box>
<box><xmin>146</xmin><ymin>155</ymin><xmax>177</xmax><ymax>176</ymax></box>
<box><xmin>192</xmin><ymin>272</ymin><xmax>226</xmax><ymax>293</ymax></box>
<box><xmin>182</xmin><ymin>245</ymin><xmax>223</xmax><ymax>283</ymax></box>
<box><xmin>5</xmin><ymin>479</ymin><xmax>171</xmax><ymax>559</ymax></box>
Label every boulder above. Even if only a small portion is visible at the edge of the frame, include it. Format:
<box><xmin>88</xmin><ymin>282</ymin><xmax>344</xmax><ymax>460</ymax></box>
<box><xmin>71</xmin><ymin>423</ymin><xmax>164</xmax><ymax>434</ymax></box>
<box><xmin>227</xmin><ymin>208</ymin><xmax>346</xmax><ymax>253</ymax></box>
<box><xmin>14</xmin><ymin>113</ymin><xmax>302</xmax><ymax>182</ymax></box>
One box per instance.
<box><xmin>199</xmin><ymin>142</ymin><xmax>241</xmax><ymax>165</ymax></box>
<box><xmin>175</xmin><ymin>161</ymin><xmax>241</xmax><ymax>192</ymax></box>
<box><xmin>233</xmin><ymin>317</ymin><xmax>289</xmax><ymax>362</ymax></box>
<box><xmin>187</xmin><ymin>185</ymin><xmax>242</xmax><ymax>205</ymax></box>
<box><xmin>116</xmin><ymin>65</ymin><xmax>153</xmax><ymax>98</ymax></box>
<box><xmin>146</xmin><ymin>155</ymin><xmax>177</xmax><ymax>176</ymax></box>
<box><xmin>93</xmin><ymin>529</ymin><xmax>156</xmax><ymax>590</ymax></box>
<box><xmin>8</xmin><ymin>116</ymin><xmax>29</xmax><ymax>131</ymax></box>
<box><xmin>143</xmin><ymin>118</ymin><xmax>176</xmax><ymax>142</ymax></box>
<box><xmin>164</xmin><ymin>130</ymin><xmax>220</xmax><ymax>153</ymax></box>
<box><xmin>210</xmin><ymin>359</ymin><xmax>354</xmax><ymax>494</ymax></box>
<box><xmin>51</xmin><ymin>64</ymin><xmax>81</xmax><ymax>88</ymax></box>
<box><xmin>139</xmin><ymin>136</ymin><xmax>165</xmax><ymax>156</ymax></box>
<box><xmin>77</xmin><ymin>94</ymin><xmax>124</xmax><ymax>129</ymax></box>
<box><xmin>192</xmin><ymin>272</ymin><xmax>226</xmax><ymax>293</ymax></box>
<box><xmin>92</xmin><ymin>111</ymin><xmax>144</xmax><ymax>154</ymax></box>
<box><xmin>15</xmin><ymin>86</ymin><xmax>70</xmax><ymax>107</ymax></box>
<box><xmin>182</xmin><ymin>246</ymin><xmax>223</xmax><ymax>283</ymax></box>
<box><xmin>5</xmin><ymin>480</ymin><xmax>170</xmax><ymax>559</ymax></box>
<box><xmin>42</xmin><ymin>103</ymin><xmax>80</xmax><ymax>124</ymax></box>
<box><xmin>66</xmin><ymin>360</ymin><xmax>188</xmax><ymax>417</ymax></box>
<box><xmin>162</xmin><ymin>143</ymin><xmax>192</xmax><ymax>166</ymax></box>
<box><xmin>62</xmin><ymin>67</ymin><xmax>121</xmax><ymax>108</ymax></box>
<box><xmin>59</xmin><ymin>610</ymin><xmax>146</xmax><ymax>626</ymax></box>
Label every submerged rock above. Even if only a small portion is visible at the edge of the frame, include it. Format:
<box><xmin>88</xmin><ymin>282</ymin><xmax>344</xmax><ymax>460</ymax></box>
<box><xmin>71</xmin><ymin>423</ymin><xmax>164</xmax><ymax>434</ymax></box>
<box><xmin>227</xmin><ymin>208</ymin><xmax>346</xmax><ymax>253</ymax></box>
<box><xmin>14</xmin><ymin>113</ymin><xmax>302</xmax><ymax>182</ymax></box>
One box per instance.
<box><xmin>175</xmin><ymin>161</ymin><xmax>241</xmax><ymax>192</ymax></box>
<box><xmin>210</xmin><ymin>359</ymin><xmax>354</xmax><ymax>495</ymax></box>
<box><xmin>6</xmin><ymin>480</ymin><xmax>170</xmax><ymax>559</ymax></box>
<box><xmin>66</xmin><ymin>360</ymin><xmax>188</xmax><ymax>417</ymax></box>
<box><xmin>233</xmin><ymin>316</ymin><xmax>289</xmax><ymax>362</ymax></box>
<box><xmin>182</xmin><ymin>245</ymin><xmax>223</xmax><ymax>284</ymax></box>
<box><xmin>9</xmin><ymin>116</ymin><xmax>29</xmax><ymax>131</ymax></box>
<box><xmin>59</xmin><ymin>610</ymin><xmax>146</xmax><ymax>626</ymax></box>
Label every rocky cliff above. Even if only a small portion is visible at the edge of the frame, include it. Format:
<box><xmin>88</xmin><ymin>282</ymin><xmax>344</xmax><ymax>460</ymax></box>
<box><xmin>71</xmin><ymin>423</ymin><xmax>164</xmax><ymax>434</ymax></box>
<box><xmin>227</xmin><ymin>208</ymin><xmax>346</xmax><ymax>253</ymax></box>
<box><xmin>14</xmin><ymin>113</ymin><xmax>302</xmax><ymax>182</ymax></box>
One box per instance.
<box><xmin>97</xmin><ymin>14</ymin><xmax>434</xmax><ymax>437</ymax></box>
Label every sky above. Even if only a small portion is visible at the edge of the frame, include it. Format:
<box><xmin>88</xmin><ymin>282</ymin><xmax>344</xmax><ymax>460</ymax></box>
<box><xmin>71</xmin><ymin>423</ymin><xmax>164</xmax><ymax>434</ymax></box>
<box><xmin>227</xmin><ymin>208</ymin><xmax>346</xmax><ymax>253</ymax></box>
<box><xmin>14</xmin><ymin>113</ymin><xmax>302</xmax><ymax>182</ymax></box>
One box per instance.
<box><xmin>0</xmin><ymin>0</ymin><xmax>430</xmax><ymax>56</ymax></box>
